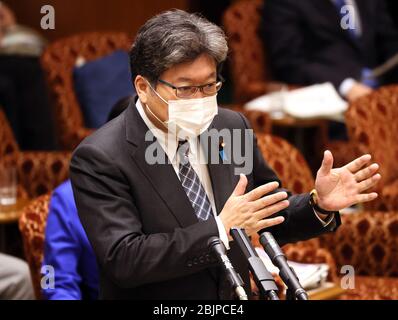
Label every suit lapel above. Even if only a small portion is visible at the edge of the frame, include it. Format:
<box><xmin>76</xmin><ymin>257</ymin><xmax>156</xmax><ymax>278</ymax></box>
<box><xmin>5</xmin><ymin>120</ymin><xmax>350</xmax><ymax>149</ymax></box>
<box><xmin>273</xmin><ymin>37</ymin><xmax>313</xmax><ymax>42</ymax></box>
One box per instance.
<box><xmin>199</xmin><ymin>118</ymin><xmax>235</xmax><ymax>289</ymax></box>
<box><xmin>125</xmin><ymin>102</ymin><xmax>199</xmax><ymax>228</ymax></box>
<box><xmin>200</xmin><ymin>118</ymin><xmax>234</xmax><ymax>217</ymax></box>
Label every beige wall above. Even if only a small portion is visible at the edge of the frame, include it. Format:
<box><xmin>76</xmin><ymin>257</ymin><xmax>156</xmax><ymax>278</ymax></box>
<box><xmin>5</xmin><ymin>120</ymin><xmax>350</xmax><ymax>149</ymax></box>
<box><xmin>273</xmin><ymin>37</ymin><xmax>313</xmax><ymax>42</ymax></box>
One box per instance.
<box><xmin>5</xmin><ymin>0</ymin><xmax>188</xmax><ymax>41</ymax></box>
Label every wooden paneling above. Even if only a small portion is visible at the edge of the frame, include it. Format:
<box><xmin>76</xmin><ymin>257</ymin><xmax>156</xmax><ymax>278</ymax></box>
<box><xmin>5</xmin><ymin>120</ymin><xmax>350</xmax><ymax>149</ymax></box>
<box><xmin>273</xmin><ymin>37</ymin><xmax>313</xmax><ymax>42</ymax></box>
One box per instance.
<box><xmin>5</xmin><ymin>0</ymin><xmax>188</xmax><ymax>41</ymax></box>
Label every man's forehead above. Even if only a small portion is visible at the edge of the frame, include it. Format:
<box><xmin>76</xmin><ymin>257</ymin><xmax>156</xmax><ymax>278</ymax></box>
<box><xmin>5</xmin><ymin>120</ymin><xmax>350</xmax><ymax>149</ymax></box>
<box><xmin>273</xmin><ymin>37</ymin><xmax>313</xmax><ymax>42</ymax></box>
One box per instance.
<box><xmin>161</xmin><ymin>54</ymin><xmax>217</xmax><ymax>83</ymax></box>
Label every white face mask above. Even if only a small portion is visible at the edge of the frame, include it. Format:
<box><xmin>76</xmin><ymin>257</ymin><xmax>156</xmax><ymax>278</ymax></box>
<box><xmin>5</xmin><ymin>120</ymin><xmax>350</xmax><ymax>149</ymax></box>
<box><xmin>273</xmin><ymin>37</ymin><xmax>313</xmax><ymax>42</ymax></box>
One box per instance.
<box><xmin>145</xmin><ymin>83</ymin><xmax>218</xmax><ymax>138</ymax></box>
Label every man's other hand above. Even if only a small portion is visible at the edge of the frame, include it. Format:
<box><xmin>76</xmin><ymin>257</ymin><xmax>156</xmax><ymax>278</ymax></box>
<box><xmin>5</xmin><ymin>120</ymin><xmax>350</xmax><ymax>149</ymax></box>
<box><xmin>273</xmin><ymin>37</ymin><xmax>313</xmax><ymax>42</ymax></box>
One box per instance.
<box><xmin>219</xmin><ymin>174</ymin><xmax>287</xmax><ymax>239</ymax></box>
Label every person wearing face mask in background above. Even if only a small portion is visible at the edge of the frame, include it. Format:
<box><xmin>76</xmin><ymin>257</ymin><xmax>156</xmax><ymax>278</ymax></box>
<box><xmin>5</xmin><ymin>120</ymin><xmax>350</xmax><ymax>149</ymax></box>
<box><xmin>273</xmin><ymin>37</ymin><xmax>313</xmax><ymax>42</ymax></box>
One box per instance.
<box><xmin>70</xmin><ymin>10</ymin><xmax>381</xmax><ymax>300</ymax></box>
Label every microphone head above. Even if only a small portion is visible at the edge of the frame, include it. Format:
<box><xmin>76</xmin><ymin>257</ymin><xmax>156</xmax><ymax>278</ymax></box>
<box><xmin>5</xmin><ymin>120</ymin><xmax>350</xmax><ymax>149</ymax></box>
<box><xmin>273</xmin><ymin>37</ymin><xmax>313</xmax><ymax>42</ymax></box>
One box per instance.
<box><xmin>230</xmin><ymin>227</ymin><xmax>257</xmax><ymax>258</ymax></box>
<box><xmin>207</xmin><ymin>236</ymin><xmax>221</xmax><ymax>248</ymax></box>
<box><xmin>259</xmin><ymin>231</ymin><xmax>284</xmax><ymax>261</ymax></box>
<box><xmin>208</xmin><ymin>236</ymin><xmax>226</xmax><ymax>256</ymax></box>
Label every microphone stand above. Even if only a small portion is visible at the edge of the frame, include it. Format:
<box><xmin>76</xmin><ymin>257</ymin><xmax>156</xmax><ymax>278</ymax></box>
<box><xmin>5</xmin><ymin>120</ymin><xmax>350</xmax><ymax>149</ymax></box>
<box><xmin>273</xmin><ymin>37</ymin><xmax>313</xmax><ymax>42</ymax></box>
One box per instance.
<box><xmin>285</xmin><ymin>266</ymin><xmax>303</xmax><ymax>301</ymax></box>
<box><xmin>230</xmin><ymin>227</ymin><xmax>279</xmax><ymax>300</ymax></box>
<box><xmin>259</xmin><ymin>231</ymin><xmax>308</xmax><ymax>300</ymax></box>
<box><xmin>208</xmin><ymin>237</ymin><xmax>248</xmax><ymax>300</ymax></box>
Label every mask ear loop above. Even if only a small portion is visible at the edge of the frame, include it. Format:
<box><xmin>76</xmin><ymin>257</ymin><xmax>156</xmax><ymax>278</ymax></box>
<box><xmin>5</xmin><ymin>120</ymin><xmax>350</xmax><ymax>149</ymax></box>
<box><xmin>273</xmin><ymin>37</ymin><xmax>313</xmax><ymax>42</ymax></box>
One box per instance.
<box><xmin>144</xmin><ymin>79</ymin><xmax>170</xmax><ymax>130</ymax></box>
<box><xmin>146</xmin><ymin>79</ymin><xmax>169</xmax><ymax>105</ymax></box>
<box><xmin>144</xmin><ymin>103</ymin><xmax>170</xmax><ymax>131</ymax></box>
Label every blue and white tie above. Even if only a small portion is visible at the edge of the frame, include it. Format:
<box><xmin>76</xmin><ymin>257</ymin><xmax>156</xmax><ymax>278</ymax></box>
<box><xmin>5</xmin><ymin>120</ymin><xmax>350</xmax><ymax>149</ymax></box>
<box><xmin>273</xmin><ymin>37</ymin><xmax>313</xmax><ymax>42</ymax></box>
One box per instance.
<box><xmin>178</xmin><ymin>140</ymin><xmax>213</xmax><ymax>221</ymax></box>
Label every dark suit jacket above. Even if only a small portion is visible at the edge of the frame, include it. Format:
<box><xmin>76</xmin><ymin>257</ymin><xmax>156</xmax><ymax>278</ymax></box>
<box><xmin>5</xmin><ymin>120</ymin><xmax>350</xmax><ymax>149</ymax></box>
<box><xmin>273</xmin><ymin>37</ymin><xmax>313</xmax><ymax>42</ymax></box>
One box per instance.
<box><xmin>261</xmin><ymin>0</ymin><xmax>398</xmax><ymax>89</ymax></box>
<box><xmin>70</xmin><ymin>102</ymin><xmax>340</xmax><ymax>299</ymax></box>
<box><xmin>0</xmin><ymin>56</ymin><xmax>56</xmax><ymax>149</ymax></box>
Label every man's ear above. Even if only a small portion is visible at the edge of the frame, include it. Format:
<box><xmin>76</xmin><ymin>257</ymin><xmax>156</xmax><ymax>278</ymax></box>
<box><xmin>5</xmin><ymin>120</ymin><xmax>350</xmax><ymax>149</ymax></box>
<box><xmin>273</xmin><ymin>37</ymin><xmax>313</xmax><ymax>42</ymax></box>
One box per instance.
<box><xmin>134</xmin><ymin>76</ymin><xmax>150</xmax><ymax>104</ymax></box>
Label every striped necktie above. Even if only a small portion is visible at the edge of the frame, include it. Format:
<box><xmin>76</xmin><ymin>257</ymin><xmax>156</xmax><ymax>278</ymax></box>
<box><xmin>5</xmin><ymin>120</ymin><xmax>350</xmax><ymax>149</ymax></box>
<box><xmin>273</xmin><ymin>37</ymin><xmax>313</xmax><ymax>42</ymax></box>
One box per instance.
<box><xmin>177</xmin><ymin>140</ymin><xmax>213</xmax><ymax>221</ymax></box>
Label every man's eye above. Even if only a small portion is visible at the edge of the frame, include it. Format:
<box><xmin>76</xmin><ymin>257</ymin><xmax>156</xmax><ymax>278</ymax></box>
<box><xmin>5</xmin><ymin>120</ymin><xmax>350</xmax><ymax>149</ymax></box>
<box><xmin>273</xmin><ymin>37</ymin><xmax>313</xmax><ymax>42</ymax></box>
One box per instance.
<box><xmin>180</xmin><ymin>86</ymin><xmax>193</xmax><ymax>92</ymax></box>
<box><xmin>205</xmin><ymin>83</ymin><xmax>217</xmax><ymax>90</ymax></box>
<box><xmin>179</xmin><ymin>87</ymin><xmax>197</xmax><ymax>95</ymax></box>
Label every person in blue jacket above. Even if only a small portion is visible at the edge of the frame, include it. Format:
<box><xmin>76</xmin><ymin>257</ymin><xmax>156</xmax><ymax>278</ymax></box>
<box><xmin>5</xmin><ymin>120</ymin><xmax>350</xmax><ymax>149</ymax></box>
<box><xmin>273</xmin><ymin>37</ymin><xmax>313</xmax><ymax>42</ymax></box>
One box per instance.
<box><xmin>42</xmin><ymin>180</ymin><xmax>99</xmax><ymax>300</ymax></box>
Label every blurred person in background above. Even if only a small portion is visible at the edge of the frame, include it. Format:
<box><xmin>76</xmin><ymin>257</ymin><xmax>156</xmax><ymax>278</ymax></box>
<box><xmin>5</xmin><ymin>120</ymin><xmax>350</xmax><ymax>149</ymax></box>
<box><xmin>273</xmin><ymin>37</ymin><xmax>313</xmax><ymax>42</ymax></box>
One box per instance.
<box><xmin>0</xmin><ymin>1</ymin><xmax>54</xmax><ymax>150</ymax></box>
<box><xmin>0</xmin><ymin>253</ymin><xmax>34</xmax><ymax>299</ymax></box>
<box><xmin>0</xmin><ymin>1</ymin><xmax>18</xmax><ymax>140</ymax></box>
<box><xmin>261</xmin><ymin>0</ymin><xmax>398</xmax><ymax>103</ymax></box>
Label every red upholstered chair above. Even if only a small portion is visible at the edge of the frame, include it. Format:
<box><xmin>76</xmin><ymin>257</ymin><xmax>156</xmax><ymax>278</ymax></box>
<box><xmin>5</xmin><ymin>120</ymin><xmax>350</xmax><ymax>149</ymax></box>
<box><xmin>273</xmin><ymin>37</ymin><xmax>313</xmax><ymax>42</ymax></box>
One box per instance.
<box><xmin>0</xmin><ymin>108</ymin><xmax>19</xmax><ymax>158</ymax></box>
<box><xmin>320</xmin><ymin>211</ymin><xmax>398</xmax><ymax>277</ymax></box>
<box><xmin>325</xmin><ymin>140</ymin><xmax>361</xmax><ymax>170</ymax></box>
<box><xmin>19</xmin><ymin>193</ymin><xmax>51</xmax><ymax>299</ymax></box>
<box><xmin>256</xmin><ymin>134</ymin><xmax>315</xmax><ymax>194</ymax></box>
<box><xmin>345</xmin><ymin>85</ymin><xmax>398</xmax><ymax>211</ymax></box>
<box><xmin>319</xmin><ymin>211</ymin><xmax>398</xmax><ymax>300</ymax></box>
<box><xmin>41</xmin><ymin>32</ymin><xmax>132</xmax><ymax>150</ymax></box>
<box><xmin>0</xmin><ymin>108</ymin><xmax>70</xmax><ymax>198</ymax></box>
<box><xmin>226</xmin><ymin>105</ymin><xmax>272</xmax><ymax>134</ymax></box>
<box><xmin>222</xmin><ymin>0</ymin><xmax>288</xmax><ymax>103</ymax></box>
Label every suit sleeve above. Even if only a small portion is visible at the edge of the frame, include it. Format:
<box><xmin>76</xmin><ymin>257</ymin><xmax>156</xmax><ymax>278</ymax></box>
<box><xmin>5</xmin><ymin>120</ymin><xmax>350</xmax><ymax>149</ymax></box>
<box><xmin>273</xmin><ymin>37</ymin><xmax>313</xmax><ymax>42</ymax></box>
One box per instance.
<box><xmin>70</xmin><ymin>143</ymin><xmax>220</xmax><ymax>289</ymax></box>
<box><xmin>261</xmin><ymin>0</ymin><xmax>362</xmax><ymax>88</ymax></box>
<box><xmin>237</xmin><ymin>113</ymin><xmax>340</xmax><ymax>246</ymax></box>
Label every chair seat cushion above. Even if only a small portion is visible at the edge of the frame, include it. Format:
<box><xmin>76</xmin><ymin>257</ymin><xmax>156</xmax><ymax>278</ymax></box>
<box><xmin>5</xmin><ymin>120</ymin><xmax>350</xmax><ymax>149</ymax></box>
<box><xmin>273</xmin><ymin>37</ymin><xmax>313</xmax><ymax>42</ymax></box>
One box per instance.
<box><xmin>73</xmin><ymin>50</ymin><xmax>135</xmax><ymax>128</ymax></box>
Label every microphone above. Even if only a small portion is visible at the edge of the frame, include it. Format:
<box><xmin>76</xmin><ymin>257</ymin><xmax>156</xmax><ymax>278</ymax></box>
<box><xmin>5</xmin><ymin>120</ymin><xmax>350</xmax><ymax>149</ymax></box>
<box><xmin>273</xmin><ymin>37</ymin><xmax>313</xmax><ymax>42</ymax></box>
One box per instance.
<box><xmin>259</xmin><ymin>231</ymin><xmax>308</xmax><ymax>300</ymax></box>
<box><xmin>208</xmin><ymin>236</ymin><xmax>248</xmax><ymax>300</ymax></box>
<box><xmin>230</xmin><ymin>228</ymin><xmax>279</xmax><ymax>300</ymax></box>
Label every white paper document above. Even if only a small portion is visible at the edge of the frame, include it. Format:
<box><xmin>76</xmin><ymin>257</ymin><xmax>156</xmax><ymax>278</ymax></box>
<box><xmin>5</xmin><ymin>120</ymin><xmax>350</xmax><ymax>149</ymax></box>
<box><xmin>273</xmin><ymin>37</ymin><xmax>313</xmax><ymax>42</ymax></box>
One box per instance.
<box><xmin>245</xmin><ymin>83</ymin><xmax>348</xmax><ymax>122</ymax></box>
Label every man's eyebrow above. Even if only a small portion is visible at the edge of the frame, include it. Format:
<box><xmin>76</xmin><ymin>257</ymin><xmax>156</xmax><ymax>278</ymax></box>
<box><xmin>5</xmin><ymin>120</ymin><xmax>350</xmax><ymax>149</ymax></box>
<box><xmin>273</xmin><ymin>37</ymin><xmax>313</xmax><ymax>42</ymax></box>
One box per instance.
<box><xmin>175</xmin><ymin>77</ymin><xmax>194</xmax><ymax>83</ymax></box>
<box><xmin>176</xmin><ymin>72</ymin><xmax>217</xmax><ymax>83</ymax></box>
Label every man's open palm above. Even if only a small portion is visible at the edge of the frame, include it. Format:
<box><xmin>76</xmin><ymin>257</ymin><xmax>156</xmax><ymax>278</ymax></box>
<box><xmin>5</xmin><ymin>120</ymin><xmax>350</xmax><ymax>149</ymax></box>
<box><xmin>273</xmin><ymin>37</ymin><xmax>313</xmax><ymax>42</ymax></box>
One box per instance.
<box><xmin>315</xmin><ymin>150</ymin><xmax>381</xmax><ymax>211</ymax></box>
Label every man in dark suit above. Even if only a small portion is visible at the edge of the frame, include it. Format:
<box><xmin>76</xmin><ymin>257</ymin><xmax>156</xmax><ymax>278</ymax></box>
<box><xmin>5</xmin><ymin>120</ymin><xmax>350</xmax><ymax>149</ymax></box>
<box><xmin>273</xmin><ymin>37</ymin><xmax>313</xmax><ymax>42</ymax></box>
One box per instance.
<box><xmin>70</xmin><ymin>9</ymin><xmax>381</xmax><ymax>299</ymax></box>
<box><xmin>261</xmin><ymin>0</ymin><xmax>398</xmax><ymax>102</ymax></box>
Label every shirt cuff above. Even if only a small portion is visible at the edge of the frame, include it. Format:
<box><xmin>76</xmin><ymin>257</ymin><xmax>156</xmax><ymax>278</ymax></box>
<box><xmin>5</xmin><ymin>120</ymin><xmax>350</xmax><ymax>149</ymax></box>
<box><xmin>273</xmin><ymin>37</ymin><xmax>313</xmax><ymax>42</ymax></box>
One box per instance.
<box><xmin>339</xmin><ymin>78</ymin><xmax>356</xmax><ymax>98</ymax></box>
<box><xmin>215</xmin><ymin>216</ymin><xmax>230</xmax><ymax>250</ymax></box>
<box><xmin>313</xmin><ymin>208</ymin><xmax>335</xmax><ymax>227</ymax></box>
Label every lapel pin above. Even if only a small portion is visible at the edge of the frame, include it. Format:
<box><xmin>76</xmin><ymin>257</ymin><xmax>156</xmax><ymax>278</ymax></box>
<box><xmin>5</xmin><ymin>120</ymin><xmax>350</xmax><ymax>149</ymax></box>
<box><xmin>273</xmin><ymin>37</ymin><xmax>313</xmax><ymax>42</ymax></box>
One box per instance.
<box><xmin>219</xmin><ymin>140</ymin><xmax>228</xmax><ymax>162</ymax></box>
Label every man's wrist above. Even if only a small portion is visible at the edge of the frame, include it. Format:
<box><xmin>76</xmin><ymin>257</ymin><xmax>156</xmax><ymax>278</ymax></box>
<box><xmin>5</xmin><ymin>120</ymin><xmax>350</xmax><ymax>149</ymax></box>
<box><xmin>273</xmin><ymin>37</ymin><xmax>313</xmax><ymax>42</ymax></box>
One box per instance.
<box><xmin>309</xmin><ymin>189</ymin><xmax>335</xmax><ymax>216</ymax></box>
